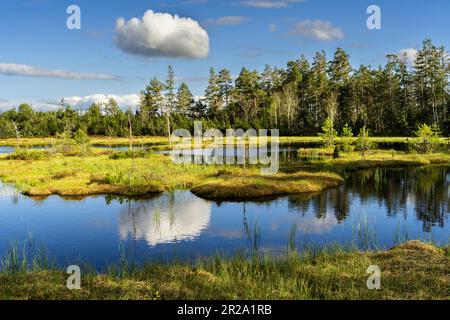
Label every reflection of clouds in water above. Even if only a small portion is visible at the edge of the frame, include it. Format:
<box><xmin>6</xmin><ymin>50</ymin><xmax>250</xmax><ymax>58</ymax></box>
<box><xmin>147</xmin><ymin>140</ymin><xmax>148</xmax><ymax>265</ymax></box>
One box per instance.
<box><xmin>205</xmin><ymin>228</ymin><xmax>243</xmax><ymax>240</ymax></box>
<box><xmin>0</xmin><ymin>183</ymin><xmax>20</xmax><ymax>201</ymax></box>
<box><xmin>119</xmin><ymin>192</ymin><xmax>211</xmax><ymax>246</ymax></box>
<box><xmin>270</xmin><ymin>213</ymin><xmax>339</xmax><ymax>235</ymax></box>
<box><xmin>296</xmin><ymin>214</ymin><xmax>339</xmax><ymax>234</ymax></box>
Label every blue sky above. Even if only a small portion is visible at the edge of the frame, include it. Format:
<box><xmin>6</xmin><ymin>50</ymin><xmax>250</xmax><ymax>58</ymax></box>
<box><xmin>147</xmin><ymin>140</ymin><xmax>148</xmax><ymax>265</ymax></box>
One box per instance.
<box><xmin>0</xmin><ymin>0</ymin><xmax>449</xmax><ymax>110</ymax></box>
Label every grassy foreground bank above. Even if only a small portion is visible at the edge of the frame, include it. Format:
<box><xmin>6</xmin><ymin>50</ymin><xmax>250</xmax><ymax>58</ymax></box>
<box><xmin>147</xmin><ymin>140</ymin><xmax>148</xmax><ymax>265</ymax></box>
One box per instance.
<box><xmin>0</xmin><ymin>153</ymin><xmax>342</xmax><ymax>199</ymax></box>
<box><xmin>0</xmin><ymin>241</ymin><xmax>448</xmax><ymax>300</ymax></box>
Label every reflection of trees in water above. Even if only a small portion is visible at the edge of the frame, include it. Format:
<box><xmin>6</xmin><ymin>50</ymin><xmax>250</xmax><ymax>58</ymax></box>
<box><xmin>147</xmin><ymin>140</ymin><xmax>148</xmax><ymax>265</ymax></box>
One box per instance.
<box><xmin>413</xmin><ymin>168</ymin><xmax>448</xmax><ymax>231</ymax></box>
<box><xmin>287</xmin><ymin>167</ymin><xmax>450</xmax><ymax>232</ymax></box>
<box><xmin>288</xmin><ymin>186</ymin><xmax>350</xmax><ymax>223</ymax></box>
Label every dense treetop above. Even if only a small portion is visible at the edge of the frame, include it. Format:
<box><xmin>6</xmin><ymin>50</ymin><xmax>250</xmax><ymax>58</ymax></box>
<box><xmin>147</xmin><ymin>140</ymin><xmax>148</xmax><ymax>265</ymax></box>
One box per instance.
<box><xmin>1</xmin><ymin>39</ymin><xmax>449</xmax><ymax>138</ymax></box>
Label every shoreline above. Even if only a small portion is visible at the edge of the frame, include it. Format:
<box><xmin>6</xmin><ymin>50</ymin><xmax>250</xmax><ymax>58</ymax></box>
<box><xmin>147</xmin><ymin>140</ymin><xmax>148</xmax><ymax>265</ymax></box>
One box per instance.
<box><xmin>1</xmin><ymin>150</ymin><xmax>450</xmax><ymax>201</ymax></box>
<box><xmin>0</xmin><ymin>241</ymin><xmax>448</xmax><ymax>300</ymax></box>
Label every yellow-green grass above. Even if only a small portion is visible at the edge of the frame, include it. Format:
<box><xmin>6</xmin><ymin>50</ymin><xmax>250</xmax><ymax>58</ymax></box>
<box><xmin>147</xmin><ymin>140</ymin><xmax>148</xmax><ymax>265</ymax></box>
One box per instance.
<box><xmin>0</xmin><ymin>153</ymin><xmax>342</xmax><ymax>199</ymax></box>
<box><xmin>2</xmin><ymin>136</ymin><xmax>449</xmax><ymax>147</ymax></box>
<box><xmin>281</xmin><ymin>136</ymin><xmax>450</xmax><ymax>144</ymax></box>
<box><xmin>191</xmin><ymin>172</ymin><xmax>343</xmax><ymax>201</ymax></box>
<box><xmin>312</xmin><ymin>150</ymin><xmax>450</xmax><ymax>169</ymax></box>
<box><xmin>0</xmin><ymin>241</ymin><xmax>448</xmax><ymax>300</ymax></box>
<box><xmin>0</xmin><ymin>136</ymin><xmax>169</xmax><ymax>147</ymax></box>
<box><xmin>298</xmin><ymin>147</ymin><xmax>334</xmax><ymax>156</ymax></box>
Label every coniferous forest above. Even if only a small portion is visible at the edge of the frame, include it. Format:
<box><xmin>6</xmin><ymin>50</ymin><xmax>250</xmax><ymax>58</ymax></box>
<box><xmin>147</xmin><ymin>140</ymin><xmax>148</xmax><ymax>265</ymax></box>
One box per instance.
<box><xmin>1</xmin><ymin>39</ymin><xmax>449</xmax><ymax>138</ymax></box>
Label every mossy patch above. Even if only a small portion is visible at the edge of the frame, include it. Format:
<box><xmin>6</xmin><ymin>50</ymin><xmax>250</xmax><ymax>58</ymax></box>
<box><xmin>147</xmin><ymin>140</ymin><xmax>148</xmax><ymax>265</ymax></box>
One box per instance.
<box><xmin>191</xmin><ymin>172</ymin><xmax>344</xmax><ymax>201</ymax></box>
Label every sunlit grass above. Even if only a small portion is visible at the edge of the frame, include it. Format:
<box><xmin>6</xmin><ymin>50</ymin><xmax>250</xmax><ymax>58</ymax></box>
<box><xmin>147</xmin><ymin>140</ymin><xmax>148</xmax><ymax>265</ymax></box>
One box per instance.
<box><xmin>300</xmin><ymin>149</ymin><xmax>450</xmax><ymax>169</ymax></box>
<box><xmin>0</xmin><ymin>153</ymin><xmax>342</xmax><ymax>199</ymax></box>
<box><xmin>0</xmin><ymin>240</ymin><xmax>448</xmax><ymax>300</ymax></box>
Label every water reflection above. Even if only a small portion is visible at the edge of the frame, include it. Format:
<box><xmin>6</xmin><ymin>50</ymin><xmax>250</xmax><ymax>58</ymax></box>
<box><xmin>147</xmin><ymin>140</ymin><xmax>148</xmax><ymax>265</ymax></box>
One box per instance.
<box><xmin>0</xmin><ymin>166</ymin><xmax>448</xmax><ymax>268</ymax></box>
<box><xmin>118</xmin><ymin>192</ymin><xmax>211</xmax><ymax>246</ymax></box>
<box><xmin>288</xmin><ymin>166</ymin><xmax>450</xmax><ymax>232</ymax></box>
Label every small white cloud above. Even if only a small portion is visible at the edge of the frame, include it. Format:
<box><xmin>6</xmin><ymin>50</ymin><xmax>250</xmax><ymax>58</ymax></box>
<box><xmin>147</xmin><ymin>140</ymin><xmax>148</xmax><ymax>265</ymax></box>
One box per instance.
<box><xmin>238</xmin><ymin>0</ymin><xmax>304</xmax><ymax>9</ymax></box>
<box><xmin>290</xmin><ymin>20</ymin><xmax>344</xmax><ymax>41</ymax></box>
<box><xmin>114</xmin><ymin>10</ymin><xmax>209</xmax><ymax>59</ymax></box>
<box><xmin>205</xmin><ymin>16</ymin><xmax>249</xmax><ymax>26</ymax></box>
<box><xmin>268</xmin><ymin>23</ymin><xmax>277</xmax><ymax>32</ymax></box>
<box><xmin>397</xmin><ymin>48</ymin><xmax>418</xmax><ymax>65</ymax></box>
<box><xmin>0</xmin><ymin>63</ymin><xmax>119</xmax><ymax>80</ymax></box>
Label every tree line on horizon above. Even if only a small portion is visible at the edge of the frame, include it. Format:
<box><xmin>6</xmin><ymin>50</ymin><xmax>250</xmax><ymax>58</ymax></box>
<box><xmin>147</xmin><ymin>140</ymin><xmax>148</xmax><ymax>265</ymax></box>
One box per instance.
<box><xmin>0</xmin><ymin>39</ymin><xmax>449</xmax><ymax>139</ymax></box>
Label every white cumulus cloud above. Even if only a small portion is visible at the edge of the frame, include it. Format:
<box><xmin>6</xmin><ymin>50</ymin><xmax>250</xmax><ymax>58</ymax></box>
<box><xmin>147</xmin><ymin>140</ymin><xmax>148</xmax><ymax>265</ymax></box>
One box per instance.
<box><xmin>397</xmin><ymin>48</ymin><xmax>418</xmax><ymax>65</ymax></box>
<box><xmin>0</xmin><ymin>63</ymin><xmax>119</xmax><ymax>80</ymax></box>
<box><xmin>0</xmin><ymin>94</ymin><xmax>140</xmax><ymax>112</ymax></box>
<box><xmin>63</xmin><ymin>94</ymin><xmax>140</xmax><ymax>110</ymax></box>
<box><xmin>291</xmin><ymin>20</ymin><xmax>344</xmax><ymax>41</ymax></box>
<box><xmin>114</xmin><ymin>10</ymin><xmax>209</xmax><ymax>59</ymax></box>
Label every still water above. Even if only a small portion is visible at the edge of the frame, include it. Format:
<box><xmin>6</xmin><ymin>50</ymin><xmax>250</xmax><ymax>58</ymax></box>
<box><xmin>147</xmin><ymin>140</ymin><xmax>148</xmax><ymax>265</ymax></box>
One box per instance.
<box><xmin>0</xmin><ymin>166</ymin><xmax>449</xmax><ymax>269</ymax></box>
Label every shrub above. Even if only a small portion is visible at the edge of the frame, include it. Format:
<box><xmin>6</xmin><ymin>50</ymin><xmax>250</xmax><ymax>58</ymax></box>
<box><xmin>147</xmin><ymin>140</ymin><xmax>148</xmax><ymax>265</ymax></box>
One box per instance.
<box><xmin>105</xmin><ymin>172</ymin><xmax>126</xmax><ymax>184</ymax></box>
<box><xmin>51</xmin><ymin>130</ymin><xmax>91</xmax><ymax>156</ymax></box>
<box><xmin>51</xmin><ymin>170</ymin><xmax>77</xmax><ymax>180</ymax></box>
<box><xmin>73</xmin><ymin>129</ymin><xmax>91</xmax><ymax>156</ymax></box>
<box><xmin>6</xmin><ymin>150</ymin><xmax>50</xmax><ymax>161</ymax></box>
<box><xmin>414</xmin><ymin>124</ymin><xmax>441</xmax><ymax>154</ymax></box>
<box><xmin>108</xmin><ymin>149</ymin><xmax>150</xmax><ymax>160</ymax></box>
<box><xmin>355</xmin><ymin>126</ymin><xmax>373</xmax><ymax>158</ymax></box>
<box><xmin>341</xmin><ymin>123</ymin><xmax>354</xmax><ymax>152</ymax></box>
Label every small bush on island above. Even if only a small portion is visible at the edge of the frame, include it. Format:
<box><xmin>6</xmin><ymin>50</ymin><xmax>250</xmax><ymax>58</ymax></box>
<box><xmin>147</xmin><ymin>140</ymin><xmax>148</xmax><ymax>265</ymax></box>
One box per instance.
<box><xmin>108</xmin><ymin>149</ymin><xmax>150</xmax><ymax>160</ymax></box>
<box><xmin>6</xmin><ymin>149</ymin><xmax>50</xmax><ymax>161</ymax></box>
<box><xmin>355</xmin><ymin>126</ymin><xmax>373</xmax><ymax>158</ymax></box>
<box><xmin>341</xmin><ymin>123</ymin><xmax>354</xmax><ymax>152</ymax></box>
<box><xmin>51</xmin><ymin>129</ymin><xmax>92</xmax><ymax>157</ymax></box>
<box><xmin>414</xmin><ymin>123</ymin><xmax>441</xmax><ymax>154</ymax></box>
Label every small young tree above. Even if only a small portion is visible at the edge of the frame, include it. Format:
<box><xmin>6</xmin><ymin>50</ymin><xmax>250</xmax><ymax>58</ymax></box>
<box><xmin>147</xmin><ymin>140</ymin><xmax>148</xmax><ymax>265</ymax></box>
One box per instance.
<box><xmin>356</xmin><ymin>126</ymin><xmax>372</xmax><ymax>158</ymax></box>
<box><xmin>341</xmin><ymin>123</ymin><xmax>354</xmax><ymax>152</ymax></box>
<box><xmin>415</xmin><ymin>123</ymin><xmax>440</xmax><ymax>154</ymax></box>
<box><xmin>74</xmin><ymin>129</ymin><xmax>91</xmax><ymax>156</ymax></box>
<box><xmin>319</xmin><ymin>117</ymin><xmax>338</xmax><ymax>147</ymax></box>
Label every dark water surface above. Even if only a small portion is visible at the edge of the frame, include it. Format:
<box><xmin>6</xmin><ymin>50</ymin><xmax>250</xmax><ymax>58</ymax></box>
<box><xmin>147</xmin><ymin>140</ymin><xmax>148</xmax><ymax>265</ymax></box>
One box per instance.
<box><xmin>0</xmin><ymin>165</ymin><xmax>449</xmax><ymax>269</ymax></box>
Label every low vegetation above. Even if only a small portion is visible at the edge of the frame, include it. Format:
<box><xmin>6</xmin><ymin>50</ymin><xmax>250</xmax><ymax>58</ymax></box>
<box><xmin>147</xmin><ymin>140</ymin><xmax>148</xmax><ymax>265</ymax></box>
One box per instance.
<box><xmin>0</xmin><ymin>152</ymin><xmax>342</xmax><ymax>199</ymax></box>
<box><xmin>0</xmin><ymin>241</ymin><xmax>448</xmax><ymax>300</ymax></box>
<box><xmin>297</xmin><ymin>149</ymin><xmax>450</xmax><ymax>170</ymax></box>
<box><xmin>192</xmin><ymin>171</ymin><xmax>343</xmax><ymax>201</ymax></box>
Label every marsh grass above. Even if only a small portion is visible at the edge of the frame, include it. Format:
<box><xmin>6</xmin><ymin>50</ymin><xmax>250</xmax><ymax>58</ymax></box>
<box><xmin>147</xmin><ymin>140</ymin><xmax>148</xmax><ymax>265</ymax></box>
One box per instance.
<box><xmin>393</xmin><ymin>222</ymin><xmax>410</xmax><ymax>245</ymax></box>
<box><xmin>292</xmin><ymin>150</ymin><xmax>450</xmax><ymax>173</ymax></box>
<box><xmin>0</xmin><ymin>221</ymin><xmax>448</xmax><ymax>300</ymax></box>
<box><xmin>0</xmin><ymin>153</ymin><xmax>343</xmax><ymax>199</ymax></box>
<box><xmin>352</xmin><ymin>214</ymin><xmax>379</xmax><ymax>251</ymax></box>
<box><xmin>0</xmin><ymin>238</ymin><xmax>448</xmax><ymax>300</ymax></box>
<box><xmin>0</xmin><ymin>238</ymin><xmax>55</xmax><ymax>275</ymax></box>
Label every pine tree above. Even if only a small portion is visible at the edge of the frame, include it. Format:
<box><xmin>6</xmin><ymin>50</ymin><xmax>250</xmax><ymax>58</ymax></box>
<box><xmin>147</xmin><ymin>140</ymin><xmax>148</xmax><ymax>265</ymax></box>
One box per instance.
<box><xmin>217</xmin><ymin>68</ymin><xmax>233</xmax><ymax>109</ymax></box>
<box><xmin>176</xmin><ymin>82</ymin><xmax>194</xmax><ymax>115</ymax></box>
<box><xmin>205</xmin><ymin>68</ymin><xmax>221</xmax><ymax>115</ymax></box>
<box><xmin>165</xmin><ymin>66</ymin><xmax>176</xmax><ymax>143</ymax></box>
